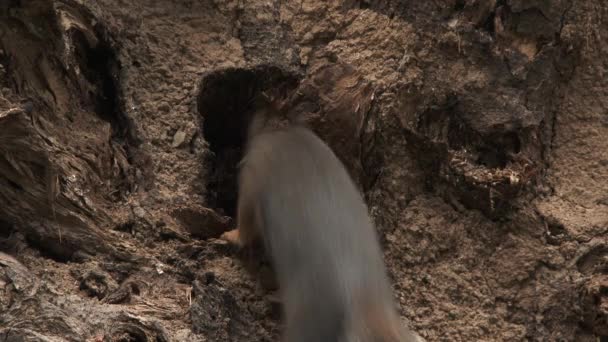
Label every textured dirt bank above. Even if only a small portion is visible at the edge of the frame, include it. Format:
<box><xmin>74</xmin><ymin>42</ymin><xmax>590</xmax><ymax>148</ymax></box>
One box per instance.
<box><xmin>1</xmin><ymin>0</ymin><xmax>607</xmax><ymax>341</ymax></box>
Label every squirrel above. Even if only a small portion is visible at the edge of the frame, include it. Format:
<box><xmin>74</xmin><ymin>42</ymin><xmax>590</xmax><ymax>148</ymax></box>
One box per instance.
<box><xmin>221</xmin><ymin>98</ymin><xmax>424</xmax><ymax>342</ymax></box>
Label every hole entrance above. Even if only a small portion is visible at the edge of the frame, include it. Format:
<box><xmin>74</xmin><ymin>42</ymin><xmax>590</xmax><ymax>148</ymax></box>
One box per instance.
<box><xmin>453</xmin><ymin>0</ymin><xmax>466</xmax><ymax>12</ymax></box>
<box><xmin>0</xmin><ymin>219</ymin><xmax>11</xmax><ymax>239</ymax></box>
<box><xmin>419</xmin><ymin>99</ymin><xmax>524</xmax><ymax>170</ymax></box>
<box><xmin>71</xmin><ymin>26</ymin><xmax>136</xmax><ymax>145</ymax></box>
<box><xmin>476</xmin><ymin>131</ymin><xmax>521</xmax><ymax>169</ymax></box>
<box><xmin>359</xmin><ymin>1</ymin><xmax>371</xmax><ymax>9</ymax></box>
<box><xmin>69</xmin><ymin>23</ymin><xmax>137</xmax><ymax>198</ymax></box>
<box><xmin>481</xmin><ymin>0</ymin><xmax>507</xmax><ymax>34</ymax></box>
<box><xmin>197</xmin><ymin>66</ymin><xmax>299</xmax><ymax>217</ymax></box>
<box><xmin>25</xmin><ymin>229</ymin><xmax>75</xmax><ymax>263</ymax></box>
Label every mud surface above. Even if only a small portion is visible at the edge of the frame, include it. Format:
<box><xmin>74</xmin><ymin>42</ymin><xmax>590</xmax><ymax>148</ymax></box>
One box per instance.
<box><xmin>0</xmin><ymin>0</ymin><xmax>607</xmax><ymax>341</ymax></box>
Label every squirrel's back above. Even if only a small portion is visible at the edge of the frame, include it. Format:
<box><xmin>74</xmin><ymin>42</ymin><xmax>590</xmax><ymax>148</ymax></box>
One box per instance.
<box><xmin>240</xmin><ymin>125</ymin><xmax>423</xmax><ymax>342</ymax></box>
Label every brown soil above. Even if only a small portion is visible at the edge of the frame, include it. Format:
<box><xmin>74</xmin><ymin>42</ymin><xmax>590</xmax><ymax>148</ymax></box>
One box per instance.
<box><xmin>1</xmin><ymin>0</ymin><xmax>607</xmax><ymax>341</ymax></box>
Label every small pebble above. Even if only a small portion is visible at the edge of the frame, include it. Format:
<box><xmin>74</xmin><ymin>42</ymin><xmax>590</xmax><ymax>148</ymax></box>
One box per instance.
<box><xmin>172</xmin><ymin>130</ymin><xmax>187</xmax><ymax>148</ymax></box>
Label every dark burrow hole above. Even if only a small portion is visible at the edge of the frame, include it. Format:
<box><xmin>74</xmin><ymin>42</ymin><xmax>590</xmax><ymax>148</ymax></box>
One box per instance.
<box><xmin>0</xmin><ymin>218</ymin><xmax>14</xmax><ymax>251</ymax></box>
<box><xmin>0</xmin><ymin>219</ymin><xmax>11</xmax><ymax>238</ymax></box>
<box><xmin>453</xmin><ymin>0</ymin><xmax>466</xmax><ymax>12</ymax></box>
<box><xmin>476</xmin><ymin>131</ymin><xmax>521</xmax><ymax>169</ymax></box>
<box><xmin>70</xmin><ymin>26</ymin><xmax>137</xmax><ymax>146</ymax></box>
<box><xmin>197</xmin><ymin>66</ymin><xmax>299</xmax><ymax>217</ymax></box>
<box><xmin>69</xmin><ymin>23</ymin><xmax>139</xmax><ymax>197</ymax></box>
<box><xmin>6</xmin><ymin>178</ymin><xmax>23</xmax><ymax>191</ymax></box>
<box><xmin>0</xmin><ymin>219</ymin><xmax>29</xmax><ymax>256</ymax></box>
<box><xmin>420</xmin><ymin>99</ymin><xmax>523</xmax><ymax>170</ymax></box>
<box><xmin>129</xmin><ymin>282</ymin><xmax>141</xmax><ymax>295</ymax></box>
<box><xmin>444</xmin><ymin>112</ymin><xmax>522</xmax><ymax>169</ymax></box>
<box><xmin>481</xmin><ymin>0</ymin><xmax>506</xmax><ymax>34</ymax></box>
<box><xmin>0</xmin><ymin>49</ymin><xmax>8</xmax><ymax>82</ymax></box>
<box><xmin>25</xmin><ymin>228</ymin><xmax>79</xmax><ymax>263</ymax></box>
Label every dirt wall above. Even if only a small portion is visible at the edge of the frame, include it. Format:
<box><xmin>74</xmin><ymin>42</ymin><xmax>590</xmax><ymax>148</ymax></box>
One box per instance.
<box><xmin>0</xmin><ymin>0</ymin><xmax>607</xmax><ymax>341</ymax></box>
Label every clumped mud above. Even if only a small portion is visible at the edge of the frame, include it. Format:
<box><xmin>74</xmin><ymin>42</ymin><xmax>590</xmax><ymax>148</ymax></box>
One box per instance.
<box><xmin>0</xmin><ymin>0</ymin><xmax>607</xmax><ymax>341</ymax></box>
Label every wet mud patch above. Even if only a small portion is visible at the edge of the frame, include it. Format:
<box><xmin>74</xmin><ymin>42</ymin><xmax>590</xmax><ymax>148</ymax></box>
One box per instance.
<box><xmin>197</xmin><ymin>65</ymin><xmax>299</xmax><ymax>217</ymax></box>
